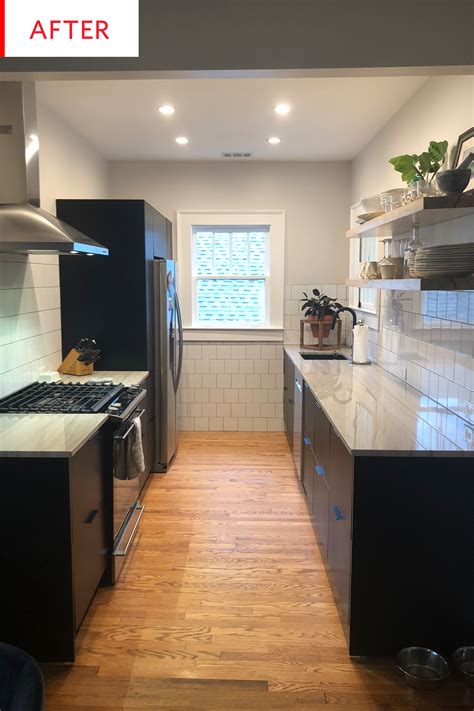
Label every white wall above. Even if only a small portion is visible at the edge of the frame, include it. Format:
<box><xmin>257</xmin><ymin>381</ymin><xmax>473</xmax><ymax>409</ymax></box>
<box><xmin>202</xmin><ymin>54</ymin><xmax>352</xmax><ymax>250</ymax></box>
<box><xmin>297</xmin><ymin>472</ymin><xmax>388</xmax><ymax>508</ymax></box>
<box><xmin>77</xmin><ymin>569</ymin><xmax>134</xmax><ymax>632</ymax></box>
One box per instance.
<box><xmin>110</xmin><ymin>160</ymin><xmax>351</xmax><ymax>286</ymax></box>
<box><xmin>351</xmin><ymin>75</ymin><xmax>474</xmax><ymax>423</ymax></box>
<box><xmin>109</xmin><ymin>160</ymin><xmax>351</xmax><ymax>431</ymax></box>
<box><xmin>352</xmin><ymin>75</ymin><xmax>474</xmax><ymax>202</ymax></box>
<box><xmin>0</xmin><ymin>102</ymin><xmax>109</xmax><ymax>397</ymax></box>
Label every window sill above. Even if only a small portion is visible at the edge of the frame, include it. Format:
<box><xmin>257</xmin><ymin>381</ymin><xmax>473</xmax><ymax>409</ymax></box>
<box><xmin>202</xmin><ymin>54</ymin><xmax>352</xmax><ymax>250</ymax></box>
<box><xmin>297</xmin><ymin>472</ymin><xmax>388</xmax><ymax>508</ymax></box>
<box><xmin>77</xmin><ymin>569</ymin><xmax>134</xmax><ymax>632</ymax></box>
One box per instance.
<box><xmin>183</xmin><ymin>327</ymin><xmax>284</xmax><ymax>342</ymax></box>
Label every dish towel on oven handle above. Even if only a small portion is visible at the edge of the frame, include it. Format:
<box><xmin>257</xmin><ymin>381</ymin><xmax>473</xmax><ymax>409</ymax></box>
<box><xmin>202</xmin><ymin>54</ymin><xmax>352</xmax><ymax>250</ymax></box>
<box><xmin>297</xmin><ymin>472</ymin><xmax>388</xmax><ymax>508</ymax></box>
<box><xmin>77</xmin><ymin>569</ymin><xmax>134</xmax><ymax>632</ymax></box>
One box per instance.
<box><xmin>113</xmin><ymin>416</ymin><xmax>145</xmax><ymax>480</ymax></box>
<box><xmin>129</xmin><ymin>416</ymin><xmax>145</xmax><ymax>478</ymax></box>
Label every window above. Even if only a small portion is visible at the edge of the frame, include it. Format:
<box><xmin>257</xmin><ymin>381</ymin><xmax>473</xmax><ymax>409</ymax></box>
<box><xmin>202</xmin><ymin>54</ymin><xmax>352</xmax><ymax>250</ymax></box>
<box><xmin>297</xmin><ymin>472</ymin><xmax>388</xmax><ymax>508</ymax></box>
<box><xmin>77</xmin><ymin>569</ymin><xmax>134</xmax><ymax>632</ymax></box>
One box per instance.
<box><xmin>193</xmin><ymin>227</ymin><xmax>269</xmax><ymax>326</ymax></box>
<box><xmin>177</xmin><ymin>211</ymin><xmax>285</xmax><ymax>337</ymax></box>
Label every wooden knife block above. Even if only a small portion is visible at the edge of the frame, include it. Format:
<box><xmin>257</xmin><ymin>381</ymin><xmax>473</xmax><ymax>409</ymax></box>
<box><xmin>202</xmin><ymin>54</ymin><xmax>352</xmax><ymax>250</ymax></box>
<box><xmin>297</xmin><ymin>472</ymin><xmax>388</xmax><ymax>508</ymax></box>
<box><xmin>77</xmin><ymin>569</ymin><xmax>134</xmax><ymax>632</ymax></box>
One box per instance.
<box><xmin>58</xmin><ymin>349</ymin><xmax>94</xmax><ymax>376</ymax></box>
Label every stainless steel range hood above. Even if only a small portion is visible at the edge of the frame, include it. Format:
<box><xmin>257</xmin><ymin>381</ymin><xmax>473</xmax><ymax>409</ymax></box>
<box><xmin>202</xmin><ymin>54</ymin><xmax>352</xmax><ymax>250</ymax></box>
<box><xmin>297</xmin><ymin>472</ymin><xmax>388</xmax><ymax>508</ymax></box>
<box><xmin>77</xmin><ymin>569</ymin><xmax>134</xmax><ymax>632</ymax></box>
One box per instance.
<box><xmin>0</xmin><ymin>82</ymin><xmax>108</xmax><ymax>256</ymax></box>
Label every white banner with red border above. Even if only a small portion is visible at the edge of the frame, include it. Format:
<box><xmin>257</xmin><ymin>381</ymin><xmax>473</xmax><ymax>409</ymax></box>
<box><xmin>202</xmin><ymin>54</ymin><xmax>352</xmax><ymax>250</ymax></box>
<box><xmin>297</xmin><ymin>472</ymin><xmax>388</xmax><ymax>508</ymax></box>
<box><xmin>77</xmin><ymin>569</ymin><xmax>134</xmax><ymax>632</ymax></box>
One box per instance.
<box><xmin>0</xmin><ymin>0</ymin><xmax>139</xmax><ymax>57</ymax></box>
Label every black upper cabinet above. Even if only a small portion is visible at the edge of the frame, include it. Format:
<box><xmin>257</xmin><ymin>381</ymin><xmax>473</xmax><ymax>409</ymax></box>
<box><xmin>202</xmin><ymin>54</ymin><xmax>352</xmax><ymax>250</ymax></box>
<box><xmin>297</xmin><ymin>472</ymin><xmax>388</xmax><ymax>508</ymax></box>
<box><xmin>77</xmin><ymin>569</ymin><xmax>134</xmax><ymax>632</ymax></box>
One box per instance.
<box><xmin>57</xmin><ymin>199</ymin><xmax>172</xmax><ymax>372</ymax></box>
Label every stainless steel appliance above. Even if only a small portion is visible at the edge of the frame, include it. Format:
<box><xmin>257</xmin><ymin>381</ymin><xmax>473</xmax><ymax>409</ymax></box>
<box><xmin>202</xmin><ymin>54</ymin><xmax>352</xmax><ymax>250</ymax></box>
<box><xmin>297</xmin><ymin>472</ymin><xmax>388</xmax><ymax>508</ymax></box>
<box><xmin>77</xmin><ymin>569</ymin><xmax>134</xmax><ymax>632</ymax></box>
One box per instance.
<box><xmin>153</xmin><ymin>258</ymin><xmax>183</xmax><ymax>471</ymax></box>
<box><xmin>0</xmin><ymin>380</ymin><xmax>147</xmax><ymax>583</ymax></box>
<box><xmin>111</xmin><ymin>401</ymin><xmax>146</xmax><ymax>583</ymax></box>
<box><xmin>0</xmin><ymin>82</ymin><xmax>108</xmax><ymax>255</ymax></box>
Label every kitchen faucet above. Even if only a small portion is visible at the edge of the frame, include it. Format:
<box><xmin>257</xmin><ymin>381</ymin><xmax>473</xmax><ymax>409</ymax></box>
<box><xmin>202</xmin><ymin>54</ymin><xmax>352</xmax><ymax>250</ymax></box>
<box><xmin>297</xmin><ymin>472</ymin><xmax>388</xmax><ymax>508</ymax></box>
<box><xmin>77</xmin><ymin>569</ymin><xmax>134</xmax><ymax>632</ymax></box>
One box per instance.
<box><xmin>331</xmin><ymin>306</ymin><xmax>357</xmax><ymax>330</ymax></box>
<box><xmin>331</xmin><ymin>307</ymin><xmax>365</xmax><ymax>363</ymax></box>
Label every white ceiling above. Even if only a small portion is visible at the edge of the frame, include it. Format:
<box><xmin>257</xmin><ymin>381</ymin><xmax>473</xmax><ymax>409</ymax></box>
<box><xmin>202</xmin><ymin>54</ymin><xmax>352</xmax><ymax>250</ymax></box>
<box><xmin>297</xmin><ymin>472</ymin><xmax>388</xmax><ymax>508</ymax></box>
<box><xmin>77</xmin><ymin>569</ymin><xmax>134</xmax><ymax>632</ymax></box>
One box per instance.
<box><xmin>37</xmin><ymin>76</ymin><xmax>427</xmax><ymax>162</ymax></box>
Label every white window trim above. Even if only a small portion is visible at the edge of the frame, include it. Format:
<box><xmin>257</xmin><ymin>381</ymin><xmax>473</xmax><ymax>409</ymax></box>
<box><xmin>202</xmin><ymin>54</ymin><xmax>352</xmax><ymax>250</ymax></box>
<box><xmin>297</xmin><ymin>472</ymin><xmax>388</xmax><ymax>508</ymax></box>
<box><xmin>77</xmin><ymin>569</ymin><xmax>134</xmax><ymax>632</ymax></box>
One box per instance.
<box><xmin>177</xmin><ymin>210</ymin><xmax>285</xmax><ymax>341</ymax></box>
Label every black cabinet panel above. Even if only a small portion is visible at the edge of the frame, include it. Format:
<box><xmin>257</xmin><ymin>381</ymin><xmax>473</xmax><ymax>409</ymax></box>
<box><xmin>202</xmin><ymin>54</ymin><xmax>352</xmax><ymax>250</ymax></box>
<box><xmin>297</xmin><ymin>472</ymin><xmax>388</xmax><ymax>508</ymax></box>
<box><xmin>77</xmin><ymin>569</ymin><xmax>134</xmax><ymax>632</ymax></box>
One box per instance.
<box><xmin>327</xmin><ymin>427</ymin><xmax>353</xmax><ymax>623</ymax></box>
<box><xmin>57</xmin><ymin>199</ymin><xmax>168</xmax><ymax>373</ymax></box>
<box><xmin>313</xmin><ymin>398</ymin><xmax>330</xmax><ymax>477</ymax></box>
<box><xmin>70</xmin><ymin>434</ymin><xmax>107</xmax><ymax>631</ymax></box>
<box><xmin>153</xmin><ymin>208</ymin><xmax>172</xmax><ymax>258</ymax></box>
<box><xmin>302</xmin><ymin>381</ymin><xmax>315</xmax><ymax>447</ymax></box>
<box><xmin>312</xmin><ymin>461</ymin><xmax>330</xmax><ymax>558</ymax></box>
<box><xmin>301</xmin><ymin>439</ymin><xmax>314</xmax><ymax>506</ymax></box>
<box><xmin>283</xmin><ymin>353</ymin><xmax>295</xmax><ymax>449</ymax></box>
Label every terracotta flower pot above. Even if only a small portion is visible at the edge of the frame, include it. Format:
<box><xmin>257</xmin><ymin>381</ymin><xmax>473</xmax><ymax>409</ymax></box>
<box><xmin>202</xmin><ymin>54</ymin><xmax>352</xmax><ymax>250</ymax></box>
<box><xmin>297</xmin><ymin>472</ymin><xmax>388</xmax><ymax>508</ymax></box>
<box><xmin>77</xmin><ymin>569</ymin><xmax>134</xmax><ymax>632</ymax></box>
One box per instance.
<box><xmin>308</xmin><ymin>315</ymin><xmax>333</xmax><ymax>339</ymax></box>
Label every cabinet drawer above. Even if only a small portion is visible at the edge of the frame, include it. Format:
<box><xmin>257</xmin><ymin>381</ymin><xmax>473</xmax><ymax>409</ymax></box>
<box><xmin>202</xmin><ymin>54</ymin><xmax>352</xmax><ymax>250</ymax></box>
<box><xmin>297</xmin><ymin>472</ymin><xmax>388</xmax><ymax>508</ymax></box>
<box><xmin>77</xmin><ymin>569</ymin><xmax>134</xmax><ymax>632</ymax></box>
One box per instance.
<box><xmin>327</xmin><ymin>427</ymin><xmax>353</xmax><ymax>622</ymax></box>
<box><xmin>313</xmin><ymin>398</ymin><xmax>330</xmax><ymax>476</ymax></box>
<box><xmin>303</xmin><ymin>382</ymin><xmax>316</xmax><ymax>445</ymax></box>
<box><xmin>301</xmin><ymin>438</ymin><xmax>315</xmax><ymax>506</ymax></box>
<box><xmin>312</xmin><ymin>461</ymin><xmax>330</xmax><ymax>558</ymax></box>
<box><xmin>72</xmin><ymin>504</ymin><xmax>107</xmax><ymax>631</ymax></box>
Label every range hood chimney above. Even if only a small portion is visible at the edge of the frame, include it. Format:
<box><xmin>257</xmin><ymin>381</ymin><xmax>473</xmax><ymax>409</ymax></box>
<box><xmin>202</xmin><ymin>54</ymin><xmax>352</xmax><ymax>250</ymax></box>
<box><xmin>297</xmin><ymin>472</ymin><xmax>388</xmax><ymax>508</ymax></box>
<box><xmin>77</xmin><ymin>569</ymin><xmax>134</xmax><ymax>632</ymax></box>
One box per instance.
<box><xmin>0</xmin><ymin>82</ymin><xmax>108</xmax><ymax>256</ymax></box>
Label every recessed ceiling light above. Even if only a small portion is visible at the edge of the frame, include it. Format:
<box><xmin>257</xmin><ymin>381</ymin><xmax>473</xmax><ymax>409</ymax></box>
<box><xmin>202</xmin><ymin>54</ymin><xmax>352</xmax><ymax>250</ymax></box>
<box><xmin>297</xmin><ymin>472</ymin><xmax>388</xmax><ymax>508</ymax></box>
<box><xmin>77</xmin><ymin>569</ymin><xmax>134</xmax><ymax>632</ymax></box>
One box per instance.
<box><xmin>175</xmin><ymin>136</ymin><xmax>189</xmax><ymax>145</ymax></box>
<box><xmin>266</xmin><ymin>136</ymin><xmax>281</xmax><ymax>145</ymax></box>
<box><xmin>274</xmin><ymin>104</ymin><xmax>291</xmax><ymax>115</ymax></box>
<box><xmin>158</xmin><ymin>105</ymin><xmax>175</xmax><ymax>115</ymax></box>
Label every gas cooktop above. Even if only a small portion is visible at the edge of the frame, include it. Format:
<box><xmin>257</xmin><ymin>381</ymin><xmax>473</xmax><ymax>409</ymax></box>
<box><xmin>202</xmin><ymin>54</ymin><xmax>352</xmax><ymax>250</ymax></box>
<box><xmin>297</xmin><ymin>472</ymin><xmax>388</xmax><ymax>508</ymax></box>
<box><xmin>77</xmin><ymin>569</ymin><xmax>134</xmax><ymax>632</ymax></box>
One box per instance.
<box><xmin>0</xmin><ymin>381</ymin><xmax>144</xmax><ymax>417</ymax></box>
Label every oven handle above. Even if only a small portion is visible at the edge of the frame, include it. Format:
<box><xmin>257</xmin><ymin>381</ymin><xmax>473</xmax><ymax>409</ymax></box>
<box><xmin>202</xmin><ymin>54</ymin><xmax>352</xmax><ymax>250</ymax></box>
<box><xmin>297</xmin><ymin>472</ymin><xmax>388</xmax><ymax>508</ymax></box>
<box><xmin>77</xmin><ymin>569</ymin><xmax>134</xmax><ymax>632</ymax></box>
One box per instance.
<box><xmin>114</xmin><ymin>505</ymin><xmax>144</xmax><ymax>556</ymax></box>
<box><xmin>114</xmin><ymin>408</ymin><xmax>145</xmax><ymax>440</ymax></box>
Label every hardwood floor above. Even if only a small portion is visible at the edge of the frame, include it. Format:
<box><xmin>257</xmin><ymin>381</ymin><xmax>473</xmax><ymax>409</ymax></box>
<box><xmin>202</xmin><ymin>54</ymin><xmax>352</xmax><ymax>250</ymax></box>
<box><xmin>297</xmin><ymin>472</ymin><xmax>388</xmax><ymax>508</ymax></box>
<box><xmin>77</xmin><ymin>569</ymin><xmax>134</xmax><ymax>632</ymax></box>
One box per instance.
<box><xmin>43</xmin><ymin>432</ymin><xmax>471</xmax><ymax>709</ymax></box>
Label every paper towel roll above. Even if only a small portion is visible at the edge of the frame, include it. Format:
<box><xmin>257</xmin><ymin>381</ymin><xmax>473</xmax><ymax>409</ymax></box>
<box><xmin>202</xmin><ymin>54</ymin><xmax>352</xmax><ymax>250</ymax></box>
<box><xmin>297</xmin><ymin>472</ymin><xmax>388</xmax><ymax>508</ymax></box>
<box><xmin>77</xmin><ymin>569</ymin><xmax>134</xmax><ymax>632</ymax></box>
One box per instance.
<box><xmin>352</xmin><ymin>323</ymin><xmax>369</xmax><ymax>364</ymax></box>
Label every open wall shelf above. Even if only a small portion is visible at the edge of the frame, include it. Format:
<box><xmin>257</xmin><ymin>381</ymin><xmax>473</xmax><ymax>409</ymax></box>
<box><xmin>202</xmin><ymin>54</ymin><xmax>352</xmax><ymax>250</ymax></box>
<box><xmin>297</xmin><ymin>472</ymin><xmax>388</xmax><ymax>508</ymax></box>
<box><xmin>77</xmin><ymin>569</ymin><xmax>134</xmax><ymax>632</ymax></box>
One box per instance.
<box><xmin>346</xmin><ymin>194</ymin><xmax>474</xmax><ymax>240</ymax></box>
<box><xmin>346</xmin><ymin>276</ymin><xmax>474</xmax><ymax>292</ymax></box>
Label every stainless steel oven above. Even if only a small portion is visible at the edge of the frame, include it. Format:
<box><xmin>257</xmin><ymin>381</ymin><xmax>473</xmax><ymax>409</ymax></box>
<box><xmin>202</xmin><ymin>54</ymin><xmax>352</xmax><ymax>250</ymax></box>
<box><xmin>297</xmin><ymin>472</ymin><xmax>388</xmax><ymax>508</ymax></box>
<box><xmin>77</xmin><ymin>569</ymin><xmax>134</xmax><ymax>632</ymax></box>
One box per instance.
<box><xmin>111</xmin><ymin>399</ymin><xmax>146</xmax><ymax>583</ymax></box>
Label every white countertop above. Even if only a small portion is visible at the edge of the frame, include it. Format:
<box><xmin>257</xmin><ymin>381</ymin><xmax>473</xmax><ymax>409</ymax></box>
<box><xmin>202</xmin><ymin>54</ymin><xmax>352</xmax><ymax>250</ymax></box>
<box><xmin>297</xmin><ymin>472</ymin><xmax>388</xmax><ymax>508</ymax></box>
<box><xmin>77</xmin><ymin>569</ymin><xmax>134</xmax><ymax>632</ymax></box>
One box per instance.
<box><xmin>0</xmin><ymin>413</ymin><xmax>108</xmax><ymax>458</ymax></box>
<box><xmin>56</xmin><ymin>370</ymin><xmax>149</xmax><ymax>387</ymax></box>
<box><xmin>0</xmin><ymin>370</ymin><xmax>149</xmax><ymax>458</ymax></box>
<box><xmin>285</xmin><ymin>346</ymin><xmax>473</xmax><ymax>457</ymax></box>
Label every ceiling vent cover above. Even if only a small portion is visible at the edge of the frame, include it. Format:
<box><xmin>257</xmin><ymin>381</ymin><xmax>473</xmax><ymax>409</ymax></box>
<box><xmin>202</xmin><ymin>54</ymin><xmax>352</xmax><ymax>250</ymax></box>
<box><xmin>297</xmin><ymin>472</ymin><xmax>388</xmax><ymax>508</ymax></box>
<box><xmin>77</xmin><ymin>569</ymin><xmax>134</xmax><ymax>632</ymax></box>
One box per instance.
<box><xmin>221</xmin><ymin>152</ymin><xmax>254</xmax><ymax>159</ymax></box>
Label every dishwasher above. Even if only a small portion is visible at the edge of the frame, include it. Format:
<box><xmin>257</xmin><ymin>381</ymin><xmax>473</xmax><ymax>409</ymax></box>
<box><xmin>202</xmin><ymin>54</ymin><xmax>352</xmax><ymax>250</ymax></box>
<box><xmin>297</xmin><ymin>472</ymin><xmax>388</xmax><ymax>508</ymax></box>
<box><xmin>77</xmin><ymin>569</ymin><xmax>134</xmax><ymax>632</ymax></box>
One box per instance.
<box><xmin>293</xmin><ymin>370</ymin><xmax>303</xmax><ymax>478</ymax></box>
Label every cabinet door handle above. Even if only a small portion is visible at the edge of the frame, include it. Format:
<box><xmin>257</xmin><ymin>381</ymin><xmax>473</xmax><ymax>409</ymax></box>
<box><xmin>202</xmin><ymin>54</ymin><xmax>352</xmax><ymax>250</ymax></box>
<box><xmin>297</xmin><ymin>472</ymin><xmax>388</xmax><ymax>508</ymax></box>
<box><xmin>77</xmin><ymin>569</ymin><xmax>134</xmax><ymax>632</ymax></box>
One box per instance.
<box><xmin>288</xmin><ymin>398</ymin><xmax>294</xmax><ymax>404</ymax></box>
<box><xmin>315</xmin><ymin>400</ymin><xmax>321</xmax><ymax>409</ymax></box>
<box><xmin>315</xmin><ymin>465</ymin><xmax>326</xmax><ymax>476</ymax></box>
<box><xmin>85</xmin><ymin>509</ymin><xmax>99</xmax><ymax>524</ymax></box>
<box><xmin>333</xmin><ymin>505</ymin><xmax>344</xmax><ymax>521</ymax></box>
<box><xmin>304</xmin><ymin>382</ymin><xmax>309</xmax><ymax>389</ymax></box>
<box><xmin>303</xmin><ymin>436</ymin><xmax>311</xmax><ymax>446</ymax></box>
<box><xmin>295</xmin><ymin>379</ymin><xmax>302</xmax><ymax>392</ymax></box>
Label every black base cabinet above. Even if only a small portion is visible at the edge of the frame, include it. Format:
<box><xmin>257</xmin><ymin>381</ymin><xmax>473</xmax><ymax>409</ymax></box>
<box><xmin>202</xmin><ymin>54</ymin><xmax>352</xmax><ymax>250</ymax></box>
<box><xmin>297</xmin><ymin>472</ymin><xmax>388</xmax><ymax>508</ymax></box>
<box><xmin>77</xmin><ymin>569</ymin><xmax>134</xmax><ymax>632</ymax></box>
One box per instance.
<box><xmin>0</xmin><ymin>432</ymin><xmax>108</xmax><ymax>663</ymax></box>
<box><xmin>298</xmin><ymin>378</ymin><xmax>474</xmax><ymax>657</ymax></box>
<box><xmin>283</xmin><ymin>352</ymin><xmax>295</xmax><ymax>451</ymax></box>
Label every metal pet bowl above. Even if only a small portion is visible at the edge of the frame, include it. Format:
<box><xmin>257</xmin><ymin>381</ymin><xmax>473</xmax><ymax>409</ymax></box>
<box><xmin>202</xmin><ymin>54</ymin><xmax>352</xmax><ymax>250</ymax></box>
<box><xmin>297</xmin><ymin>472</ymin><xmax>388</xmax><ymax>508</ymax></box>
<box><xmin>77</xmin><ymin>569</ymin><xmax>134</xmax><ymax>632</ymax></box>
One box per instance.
<box><xmin>453</xmin><ymin>647</ymin><xmax>474</xmax><ymax>686</ymax></box>
<box><xmin>397</xmin><ymin>647</ymin><xmax>450</xmax><ymax>688</ymax></box>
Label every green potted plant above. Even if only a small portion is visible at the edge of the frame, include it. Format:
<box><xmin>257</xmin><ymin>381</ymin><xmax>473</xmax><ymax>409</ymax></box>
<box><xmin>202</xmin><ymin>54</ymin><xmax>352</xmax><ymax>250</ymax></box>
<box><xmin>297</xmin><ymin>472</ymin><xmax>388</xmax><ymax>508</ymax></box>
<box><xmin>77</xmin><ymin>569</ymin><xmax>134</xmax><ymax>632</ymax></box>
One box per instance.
<box><xmin>300</xmin><ymin>289</ymin><xmax>343</xmax><ymax>338</ymax></box>
<box><xmin>389</xmin><ymin>139</ymin><xmax>448</xmax><ymax>195</ymax></box>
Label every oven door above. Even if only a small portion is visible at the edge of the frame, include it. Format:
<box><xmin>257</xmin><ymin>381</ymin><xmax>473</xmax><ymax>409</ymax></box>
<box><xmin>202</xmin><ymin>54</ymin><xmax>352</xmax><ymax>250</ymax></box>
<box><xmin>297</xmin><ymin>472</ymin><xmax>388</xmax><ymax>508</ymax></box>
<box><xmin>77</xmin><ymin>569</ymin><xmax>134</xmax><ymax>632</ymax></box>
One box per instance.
<box><xmin>112</xmin><ymin>407</ymin><xmax>146</xmax><ymax>582</ymax></box>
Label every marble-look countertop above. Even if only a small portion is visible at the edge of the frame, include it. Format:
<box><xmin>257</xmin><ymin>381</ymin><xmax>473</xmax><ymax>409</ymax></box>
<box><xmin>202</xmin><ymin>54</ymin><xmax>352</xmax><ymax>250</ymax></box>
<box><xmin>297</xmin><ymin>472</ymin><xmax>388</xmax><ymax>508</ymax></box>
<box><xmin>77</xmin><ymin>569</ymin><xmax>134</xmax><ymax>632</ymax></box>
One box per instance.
<box><xmin>0</xmin><ymin>370</ymin><xmax>149</xmax><ymax>458</ymax></box>
<box><xmin>55</xmin><ymin>370</ymin><xmax>149</xmax><ymax>387</ymax></box>
<box><xmin>0</xmin><ymin>413</ymin><xmax>108</xmax><ymax>458</ymax></box>
<box><xmin>285</xmin><ymin>346</ymin><xmax>473</xmax><ymax>457</ymax></box>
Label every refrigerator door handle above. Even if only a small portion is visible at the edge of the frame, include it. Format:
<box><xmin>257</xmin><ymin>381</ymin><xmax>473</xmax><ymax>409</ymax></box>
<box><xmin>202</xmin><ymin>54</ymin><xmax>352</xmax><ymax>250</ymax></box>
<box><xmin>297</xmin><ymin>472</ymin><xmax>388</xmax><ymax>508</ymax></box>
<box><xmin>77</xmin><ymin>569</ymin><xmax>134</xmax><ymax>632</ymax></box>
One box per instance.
<box><xmin>175</xmin><ymin>292</ymin><xmax>184</xmax><ymax>391</ymax></box>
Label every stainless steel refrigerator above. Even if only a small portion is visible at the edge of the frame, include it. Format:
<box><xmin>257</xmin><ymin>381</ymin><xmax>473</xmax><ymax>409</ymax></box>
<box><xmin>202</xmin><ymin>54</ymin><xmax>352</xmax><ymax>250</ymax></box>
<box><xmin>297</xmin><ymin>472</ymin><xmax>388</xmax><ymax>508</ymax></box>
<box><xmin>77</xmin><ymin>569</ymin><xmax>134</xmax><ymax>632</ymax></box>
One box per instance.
<box><xmin>153</xmin><ymin>259</ymin><xmax>183</xmax><ymax>471</ymax></box>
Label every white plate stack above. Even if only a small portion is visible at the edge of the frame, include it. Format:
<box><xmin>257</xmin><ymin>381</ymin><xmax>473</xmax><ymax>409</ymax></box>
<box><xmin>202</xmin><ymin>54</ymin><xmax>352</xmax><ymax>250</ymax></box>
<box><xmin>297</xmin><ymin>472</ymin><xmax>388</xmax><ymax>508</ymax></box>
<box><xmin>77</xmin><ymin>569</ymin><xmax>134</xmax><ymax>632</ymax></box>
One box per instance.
<box><xmin>413</xmin><ymin>243</ymin><xmax>474</xmax><ymax>278</ymax></box>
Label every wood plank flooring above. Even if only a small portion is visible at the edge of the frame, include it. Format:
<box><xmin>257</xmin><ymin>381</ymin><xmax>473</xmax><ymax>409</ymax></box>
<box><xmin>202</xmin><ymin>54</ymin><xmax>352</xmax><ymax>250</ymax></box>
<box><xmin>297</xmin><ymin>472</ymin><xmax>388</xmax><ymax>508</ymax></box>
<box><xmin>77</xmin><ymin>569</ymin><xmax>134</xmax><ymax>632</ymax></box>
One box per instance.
<box><xmin>43</xmin><ymin>432</ymin><xmax>471</xmax><ymax>709</ymax></box>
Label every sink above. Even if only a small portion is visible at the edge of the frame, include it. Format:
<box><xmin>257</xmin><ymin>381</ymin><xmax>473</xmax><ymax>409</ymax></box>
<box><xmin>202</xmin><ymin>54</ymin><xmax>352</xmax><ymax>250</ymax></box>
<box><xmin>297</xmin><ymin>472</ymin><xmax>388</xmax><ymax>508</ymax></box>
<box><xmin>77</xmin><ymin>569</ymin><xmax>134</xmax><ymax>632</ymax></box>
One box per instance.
<box><xmin>299</xmin><ymin>353</ymin><xmax>348</xmax><ymax>360</ymax></box>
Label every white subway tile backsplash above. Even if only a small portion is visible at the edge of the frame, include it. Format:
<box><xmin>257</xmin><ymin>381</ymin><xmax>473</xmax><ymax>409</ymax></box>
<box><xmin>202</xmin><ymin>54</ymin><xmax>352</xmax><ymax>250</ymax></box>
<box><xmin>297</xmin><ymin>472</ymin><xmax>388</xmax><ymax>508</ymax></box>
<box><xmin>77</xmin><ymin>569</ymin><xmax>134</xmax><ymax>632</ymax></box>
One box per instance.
<box><xmin>0</xmin><ymin>254</ymin><xmax>63</xmax><ymax>397</ymax></box>
<box><xmin>209</xmin><ymin>359</ymin><xmax>225</xmax><ymax>373</ymax></box>
<box><xmin>177</xmin><ymin>282</ymin><xmax>348</xmax><ymax>431</ymax></box>
<box><xmin>372</xmin><ymin>288</ymin><xmax>474</xmax><ymax>424</ymax></box>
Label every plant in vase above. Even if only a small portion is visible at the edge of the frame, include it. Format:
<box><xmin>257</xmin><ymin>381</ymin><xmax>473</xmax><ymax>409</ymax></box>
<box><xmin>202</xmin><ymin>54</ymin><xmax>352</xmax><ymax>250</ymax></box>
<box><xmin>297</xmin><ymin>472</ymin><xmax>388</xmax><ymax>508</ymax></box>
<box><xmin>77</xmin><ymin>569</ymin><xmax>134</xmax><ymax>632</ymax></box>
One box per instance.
<box><xmin>389</xmin><ymin>139</ymin><xmax>448</xmax><ymax>198</ymax></box>
<box><xmin>300</xmin><ymin>289</ymin><xmax>343</xmax><ymax>340</ymax></box>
